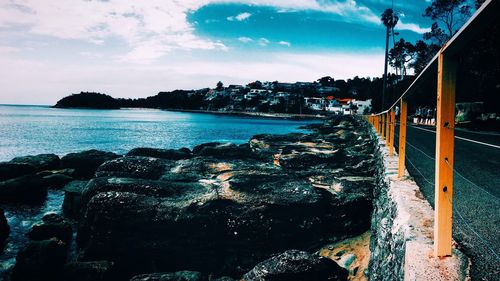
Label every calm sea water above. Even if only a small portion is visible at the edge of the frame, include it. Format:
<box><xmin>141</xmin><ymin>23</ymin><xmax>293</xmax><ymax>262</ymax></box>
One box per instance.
<box><xmin>0</xmin><ymin>105</ymin><xmax>317</xmax><ymax>161</ymax></box>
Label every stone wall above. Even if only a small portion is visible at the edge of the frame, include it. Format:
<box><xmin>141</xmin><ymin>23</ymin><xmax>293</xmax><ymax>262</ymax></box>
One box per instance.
<box><xmin>368</xmin><ymin>132</ymin><xmax>470</xmax><ymax>281</ymax></box>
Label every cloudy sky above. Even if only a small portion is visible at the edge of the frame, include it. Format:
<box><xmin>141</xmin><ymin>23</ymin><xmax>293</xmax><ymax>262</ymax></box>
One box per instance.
<box><xmin>0</xmin><ymin>0</ymin><xmax>433</xmax><ymax>105</ymax></box>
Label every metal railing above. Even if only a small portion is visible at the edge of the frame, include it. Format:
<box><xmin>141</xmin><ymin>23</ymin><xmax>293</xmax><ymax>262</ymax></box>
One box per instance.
<box><xmin>365</xmin><ymin>0</ymin><xmax>499</xmax><ymax>258</ymax></box>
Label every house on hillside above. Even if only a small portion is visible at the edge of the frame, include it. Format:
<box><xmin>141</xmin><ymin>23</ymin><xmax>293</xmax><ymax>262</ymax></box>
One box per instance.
<box><xmin>352</xmin><ymin>99</ymin><xmax>372</xmax><ymax>114</ymax></box>
<box><xmin>304</xmin><ymin>97</ymin><xmax>325</xmax><ymax>111</ymax></box>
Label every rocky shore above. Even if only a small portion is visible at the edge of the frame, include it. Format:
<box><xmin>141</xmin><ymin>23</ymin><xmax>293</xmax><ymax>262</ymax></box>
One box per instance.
<box><xmin>0</xmin><ymin>116</ymin><xmax>376</xmax><ymax>281</ymax></box>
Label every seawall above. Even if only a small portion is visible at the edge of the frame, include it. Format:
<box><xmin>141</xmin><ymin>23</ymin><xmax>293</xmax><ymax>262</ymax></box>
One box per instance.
<box><xmin>368</xmin><ymin>126</ymin><xmax>471</xmax><ymax>280</ymax></box>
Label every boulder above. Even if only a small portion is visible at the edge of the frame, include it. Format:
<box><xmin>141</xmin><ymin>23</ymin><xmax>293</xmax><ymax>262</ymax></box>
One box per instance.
<box><xmin>42</xmin><ymin>173</ymin><xmax>74</xmax><ymax>189</ymax></box>
<box><xmin>27</xmin><ymin>213</ymin><xmax>72</xmax><ymax>243</ymax></box>
<box><xmin>11</xmin><ymin>238</ymin><xmax>67</xmax><ymax>281</ymax></box>
<box><xmin>130</xmin><ymin>271</ymin><xmax>203</xmax><ymax>281</ymax></box>
<box><xmin>193</xmin><ymin>143</ymin><xmax>254</xmax><ymax>159</ymax></box>
<box><xmin>63</xmin><ymin>261</ymin><xmax>114</xmax><ymax>281</ymax></box>
<box><xmin>61</xmin><ymin>150</ymin><xmax>120</xmax><ymax>178</ymax></box>
<box><xmin>95</xmin><ymin>156</ymin><xmax>174</xmax><ymax>180</ymax></box>
<box><xmin>11</xmin><ymin>153</ymin><xmax>60</xmax><ymax>172</ymax></box>
<box><xmin>242</xmin><ymin>250</ymin><xmax>348</xmax><ymax>281</ymax></box>
<box><xmin>75</xmin><ymin>116</ymin><xmax>375</xmax><ymax>279</ymax></box>
<box><xmin>63</xmin><ymin>181</ymin><xmax>88</xmax><ymax>219</ymax></box>
<box><xmin>76</xmin><ymin>173</ymin><xmax>360</xmax><ymax>278</ymax></box>
<box><xmin>0</xmin><ymin>162</ymin><xmax>36</xmax><ymax>181</ymax></box>
<box><xmin>80</xmin><ymin>177</ymin><xmax>204</xmax><ymax>210</ymax></box>
<box><xmin>0</xmin><ymin>174</ymin><xmax>47</xmax><ymax>203</ymax></box>
<box><xmin>1</xmin><ymin>208</ymin><xmax>9</xmax><ymax>251</ymax></box>
<box><xmin>127</xmin><ymin>147</ymin><xmax>192</xmax><ymax>160</ymax></box>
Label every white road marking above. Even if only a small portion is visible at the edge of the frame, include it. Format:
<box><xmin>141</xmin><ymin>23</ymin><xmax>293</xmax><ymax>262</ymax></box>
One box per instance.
<box><xmin>408</xmin><ymin>125</ymin><xmax>500</xmax><ymax>149</ymax></box>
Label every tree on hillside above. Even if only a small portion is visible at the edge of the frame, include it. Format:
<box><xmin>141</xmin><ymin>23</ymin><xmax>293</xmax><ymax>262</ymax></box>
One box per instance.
<box><xmin>247</xmin><ymin>80</ymin><xmax>263</xmax><ymax>89</ymax></box>
<box><xmin>317</xmin><ymin>76</ymin><xmax>335</xmax><ymax>87</ymax></box>
<box><xmin>380</xmin><ymin>8</ymin><xmax>399</xmax><ymax>109</ymax></box>
<box><xmin>388</xmin><ymin>39</ymin><xmax>417</xmax><ymax>77</ymax></box>
<box><xmin>216</xmin><ymin>81</ymin><xmax>224</xmax><ymax>91</ymax></box>
<box><xmin>409</xmin><ymin>40</ymin><xmax>441</xmax><ymax>74</ymax></box>
<box><xmin>423</xmin><ymin>0</ymin><xmax>471</xmax><ymax>44</ymax></box>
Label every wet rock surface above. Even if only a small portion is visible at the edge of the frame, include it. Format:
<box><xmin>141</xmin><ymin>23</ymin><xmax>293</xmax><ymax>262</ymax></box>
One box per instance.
<box><xmin>11</xmin><ymin>238</ymin><xmax>67</xmax><ymax>281</ymax></box>
<box><xmin>127</xmin><ymin>147</ymin><xmax>192</xmax><ymax>160</ymax></box>
<box><xmin>11</xmin><ymin>154</ymin><xmax>61</xmax><ymax>172</ymax></box>
<box><xmin>27</xmin><ymin>213</ymin><xmax>72</xmax><ymax>243</ymax></box>
<box><xmin>61</xmin><ymin>149</ymin><xmax>120</xmax><ymax>178</ymax></box>
<box><xmin>62</xmin><ymin>180</ymin><xmax>88</xmax><ymax>219</ymax></box>
<box><xmin>130</xmin><ymin>271</ymin><xmax>203</xmax><ymax>281</ymax></box>
<box><xmin>63</xmin><ymin>261</ymin><xmax>115</xmax><ymax>281</ymax></box>
<box><xmin>0</xmin><ymin>174</ymin><xmax>48</xmax><ymax>203</ymax></box>
<box><xmin>0</xmin><ymin>208</ymin><xmax>8</xmax><ymax>252</ymax></box>
<box><xmin>74</xmin><ymin>116</ymin><xmax>375</xmax><ymax>279</ymax></box>
<box><xmin>242</xmin><ymin>250</ymin><xmax>348</xmax><ymax>281</ymax></box>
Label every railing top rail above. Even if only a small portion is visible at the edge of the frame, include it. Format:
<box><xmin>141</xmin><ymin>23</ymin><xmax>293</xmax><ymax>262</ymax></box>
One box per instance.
<box><xmin>370</xmin><ymin>0</ymin><xmax>498</xmax><ymax>116</ymax></box>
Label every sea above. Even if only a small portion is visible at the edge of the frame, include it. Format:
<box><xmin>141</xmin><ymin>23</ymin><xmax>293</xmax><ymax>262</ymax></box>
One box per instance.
<box><xmin>0</xmin><ymin>104</ymin><xmax>318</xmax><ymax>162</ymax></box>
<box><xmin>0</xmin><ymin>104</ymin><xmax>318</xmax><ymax>277</ymax></box>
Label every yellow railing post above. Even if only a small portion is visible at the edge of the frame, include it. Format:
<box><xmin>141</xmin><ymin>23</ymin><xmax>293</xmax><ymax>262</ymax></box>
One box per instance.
<box><xmin>381</xmin><ymin>114</ymin><xmax>386</xmax><ymax>140</ymax></box>
<box><xmin>398</xmin><ymin>100</ymin><xmax>407</xmax><ymax>177</ymax></box>
<box><xmin>389</xmin><ymin>109</ymin><xmax>395</xmax><ymax>156</ymax></box>
<box><xmin>385</xmin><ymin>112</ymin><xmax>390</xmax><ymax>145</ymax></box>
<box><xmin>434</xmin><ymin>51</ymin><xmax>457</xmax><ymax>257</ymax></box>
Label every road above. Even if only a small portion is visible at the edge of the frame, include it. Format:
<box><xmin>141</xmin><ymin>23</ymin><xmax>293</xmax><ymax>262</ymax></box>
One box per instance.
<box><xmin>394</xmin><ymin>124</ymin><xmax>500</xmax><ymax>281</ymax></box>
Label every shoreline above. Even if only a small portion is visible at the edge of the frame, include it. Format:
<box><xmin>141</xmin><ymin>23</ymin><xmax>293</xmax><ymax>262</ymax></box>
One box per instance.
<box><xmin>49</xmin><ymin>104</ymin><xmax>326</xmax><ymax>120</ymax></box>
<box><xmin>160</xmin><ymin>108</ymin><xmax>325</xmax><ymax>120</ymax></box>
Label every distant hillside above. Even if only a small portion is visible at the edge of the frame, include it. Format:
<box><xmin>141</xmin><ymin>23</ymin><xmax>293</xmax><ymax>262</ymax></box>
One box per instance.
<box><xmin>54</xmin><ymin>92</ymin><xmax>120</xmax><ymax>109</ymax></box>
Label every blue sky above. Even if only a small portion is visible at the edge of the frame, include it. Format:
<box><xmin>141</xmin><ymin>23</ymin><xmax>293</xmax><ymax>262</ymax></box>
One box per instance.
<box><xmin>0</xmin><ymin>0</ymin><xmax>434</xmax><ymax>105</ymax></box>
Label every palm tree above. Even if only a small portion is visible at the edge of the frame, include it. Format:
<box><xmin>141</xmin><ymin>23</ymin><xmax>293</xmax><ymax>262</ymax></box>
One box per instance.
<box><xmin>381</xmin><ymin>8</ymin><xmax>399</xmax><ymax>110</ymax></box>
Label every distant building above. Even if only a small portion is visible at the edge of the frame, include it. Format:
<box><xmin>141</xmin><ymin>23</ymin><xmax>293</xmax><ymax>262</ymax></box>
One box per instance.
<box><xmin>352</xmin><ymin>99</ymin><xmax>372</xmax><ymax>114</ymax></box>
<box><xmin>304</xmin><ymin>97</ymin><xmax>325</xmax><ymax>111</ymax></box>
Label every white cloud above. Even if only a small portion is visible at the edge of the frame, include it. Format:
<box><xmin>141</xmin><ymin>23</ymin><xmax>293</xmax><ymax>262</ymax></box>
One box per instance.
<box><xmin>258</xmin><ymin>38</ymin><xmax>270</xmax><ymax>46</ymax></box>
<box><xmin>278</xmin><ymin>41</ymin><xmax>291</xmax><ymax>47</ymax></box>
<box><xmin>0</xmin><ymin>0</ymin><xmax>427</xmax><ymax>63</ymax></box>
<box><xmin>227</xmin><ymin>12</ymin><xmax>252</xmax><ymax>21</ymax></box>
<box><xmin>238</xmin><ymin>37</ymin><xmax>253</xmax><ymax>43</ymax></box>
<box><xmin>397</xmin><ymin>20</ymin><xmax>431</xmax><ymax>34</ymax></box>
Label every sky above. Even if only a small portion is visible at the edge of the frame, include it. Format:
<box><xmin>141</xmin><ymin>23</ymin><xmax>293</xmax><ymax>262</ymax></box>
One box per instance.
<box><xmin>0</xmin><ymin>0</ymin><xmax>434</xmax><ymax>105</ymax></box>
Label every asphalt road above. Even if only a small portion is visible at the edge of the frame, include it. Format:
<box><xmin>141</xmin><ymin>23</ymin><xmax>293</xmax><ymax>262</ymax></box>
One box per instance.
<box><xmin>394</xmin><ymin>124</ymin><xmax>500</xmax><ymax>281</ymax></box>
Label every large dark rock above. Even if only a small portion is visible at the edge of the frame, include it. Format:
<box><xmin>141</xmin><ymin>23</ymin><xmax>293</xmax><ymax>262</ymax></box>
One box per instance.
<box><xmin>127</xmin><ymin>147</ymin><xmax>192</xmax><ymax>160</ymax></box>
<box><xmin>1</xmin><ymin>208</ymin><xmax>9</xmax><ymax>251</ymax></box>
<box><xmin>0</xmin><ymin>174</ymin><xmax>47</xmax><ymax>203</ymax></box>
<box><xmin>28</xmin><ymin>213</ymin><xmax>72</xmax><ymax>243</ymax></box>
<box><xmin>75</xmin><ymin>116</ymin><xmax>375</xmax><ymax>279</ymax></box>
<box><xmin>0</xmin><ymin>162</ymin><xmax>36</xmax><ymax>181</ymax></box>
<box><xmin>63</xmin><ymin>261</ymin><xmax>114</xmax><ymax>281</ymax></box>
<box><xmin>193</xmin><ymin>142</ymin><xmax>254</xmax><ymax>159</ymax></box>
<box><xmin>61</xmin><ymin>150</ymin><xmax>120</xmax><ymax>178</ymax></box>
<box><xmin>41</xmin><ymin>173</ymin><xmax>74</xmax><ymax>189</ymax></box>
<box><xmin>130</xmin><ymin>271</ymin><xmax>203</xmax><ymax>281</ymax></box>
<box><xmin>11</xmin><ymin>238</ymin><xmax>67</xmax><ymax>281</ymax></box>
<box><xmin>63</xmin><ymin>181</ymin><xmax>88</xmax><ymax>219</ymax></box>
<box><xmin>11</xmin><ymin>153</ymin><xmax>60</xmax><ymax>172</ymax></box>
<box><xmin>95</xmin><ymin>156</ymin><xmax>174</xmax><ymax>180</ymax></box>
<box><xmin>81</xmin><ymin>177</ymin><xmax>204</xmax><ymax>210</ymax></box>
<box><xmin>242</xmin><ymin>250</ymin><xmax>348</xmax><ymax>281</ymax></box>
